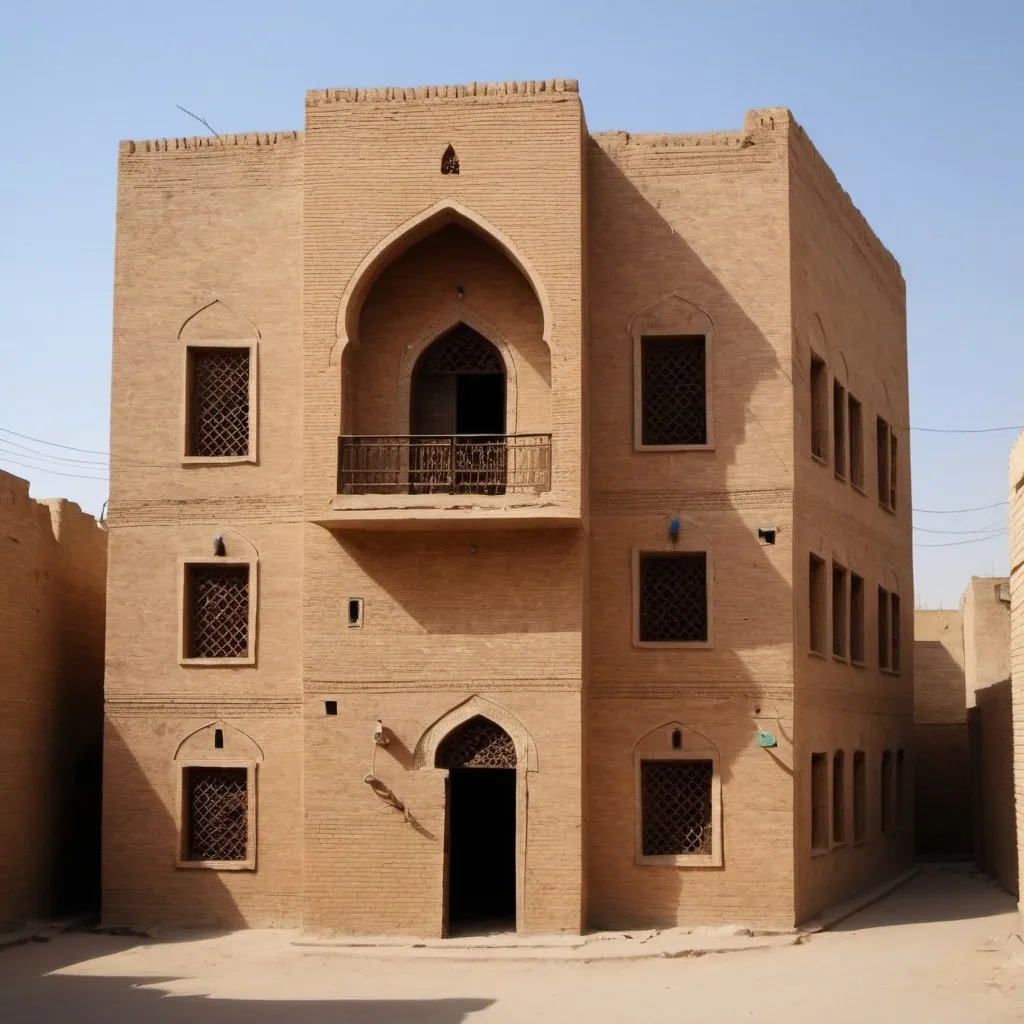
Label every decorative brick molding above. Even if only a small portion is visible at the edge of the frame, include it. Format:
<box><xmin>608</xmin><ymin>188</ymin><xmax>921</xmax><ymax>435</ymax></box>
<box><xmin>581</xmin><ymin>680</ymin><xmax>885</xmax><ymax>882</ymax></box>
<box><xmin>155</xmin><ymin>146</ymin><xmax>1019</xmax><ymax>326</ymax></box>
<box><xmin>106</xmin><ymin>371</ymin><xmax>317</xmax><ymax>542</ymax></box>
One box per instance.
<box><xmin>307</xmin><ymin>80</ymin><xmax>579</xmax><ymax>107</ymax></box>
<box><xmin>119</xmin><ymin>131</ymin><xmax>301</xmax><ymax>155</ymax></box>
<box><xmin>412</xmin><ymin>695</ymin><xmax>539</xmax><ymax>771</ymax></box>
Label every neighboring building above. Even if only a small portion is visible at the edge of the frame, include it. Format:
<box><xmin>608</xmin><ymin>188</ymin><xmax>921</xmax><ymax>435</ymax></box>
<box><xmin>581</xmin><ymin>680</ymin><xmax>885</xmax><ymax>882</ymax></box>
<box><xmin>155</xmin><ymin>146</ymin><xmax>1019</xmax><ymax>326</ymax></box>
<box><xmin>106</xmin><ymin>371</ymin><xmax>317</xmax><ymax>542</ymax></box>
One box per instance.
<box><xmin>913</xmin><ymin>581</ymin><xmax>1014</xmax><ymax>887</ymax></box>
<box><xmin>913</xmin><ymin>608</ymin><xmax>971</xmax><ymax>857</ymax></box>
<box><xmin>104</xmin><ymin>80</ymin><xmax>912</xmax><ymax>936</ymax></box>
<box><xmin>0</xmin><ymin>471</ymin><xmax>107</xmax><ymax>930</ymax></box>
<box><xmin>1010</xmin><ymin>434</ymin><xmax>1024</xmax><ymax>914</ymax></box>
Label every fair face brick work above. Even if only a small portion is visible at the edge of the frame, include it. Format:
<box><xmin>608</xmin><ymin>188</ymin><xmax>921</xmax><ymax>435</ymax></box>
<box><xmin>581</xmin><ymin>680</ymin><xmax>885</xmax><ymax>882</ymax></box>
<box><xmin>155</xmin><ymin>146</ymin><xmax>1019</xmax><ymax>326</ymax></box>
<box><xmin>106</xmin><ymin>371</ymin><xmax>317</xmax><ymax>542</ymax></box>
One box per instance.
<box><xmin>105</xmin><ymin>81</ymin><xmax>911</xmax><ymax>935</ymax></box>
<box><xmin>0</xmin><ymin>473</ymin><xmax>107</xmax><ymax>930</ymax></box>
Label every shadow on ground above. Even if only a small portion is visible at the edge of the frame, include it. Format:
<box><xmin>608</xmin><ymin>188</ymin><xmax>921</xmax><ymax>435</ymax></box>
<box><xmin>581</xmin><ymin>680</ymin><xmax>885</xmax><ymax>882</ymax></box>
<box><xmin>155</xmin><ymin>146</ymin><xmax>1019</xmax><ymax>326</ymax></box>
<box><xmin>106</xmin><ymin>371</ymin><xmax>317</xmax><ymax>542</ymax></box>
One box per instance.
<box><xmin>831</xmin><ymin>865</ymin><xmax>1017</xmax><ymax>931</ymax></box>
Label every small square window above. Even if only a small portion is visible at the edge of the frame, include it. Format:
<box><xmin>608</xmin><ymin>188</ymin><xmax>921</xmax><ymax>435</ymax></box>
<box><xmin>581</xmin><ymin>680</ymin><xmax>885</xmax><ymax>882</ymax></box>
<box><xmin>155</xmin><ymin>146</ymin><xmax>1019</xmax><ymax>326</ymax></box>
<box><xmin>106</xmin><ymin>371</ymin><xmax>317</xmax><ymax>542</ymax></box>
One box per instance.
<box><xmin>183</xmin><ymin>766</ymin><xmax>248</xmax><ymax>862</ymax></box>
<box><xmin>640</xmin><ymin>759</ymin><xmax>713</xmax><ymax>856</ymax></box>
<box><xmin>638</xmin><ymin>552</ymin><xmax>708</xmax><ymax>643</ymax></box>
<box><xmin>640</xmin><ymin>336</ymin><xmax>708</xmax><ymax>446</ymax></box>
<box><xmin>186</xmin><ymin>347</ymin><xmax>251</xmax><ymax>458</ymax></box>
<box><xmin>185</xmin><ymin>563</ymin><xmax>250</xmax><ymax>660</ymax></box>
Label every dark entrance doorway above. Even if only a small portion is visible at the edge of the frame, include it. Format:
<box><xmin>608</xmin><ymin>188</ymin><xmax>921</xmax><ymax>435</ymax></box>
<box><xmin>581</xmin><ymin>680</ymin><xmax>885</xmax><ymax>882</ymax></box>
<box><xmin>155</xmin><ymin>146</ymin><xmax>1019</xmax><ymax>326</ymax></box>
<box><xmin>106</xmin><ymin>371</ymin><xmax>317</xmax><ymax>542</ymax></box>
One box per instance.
<box><xmin>410</xmin><ymin>324</ymin><xmax>507</xmax><ymax>494</ymax></box>
<box><xmin>436</xmin><ymin>716</ymin><xmax>517</xmax><ymax>934</ymax></box>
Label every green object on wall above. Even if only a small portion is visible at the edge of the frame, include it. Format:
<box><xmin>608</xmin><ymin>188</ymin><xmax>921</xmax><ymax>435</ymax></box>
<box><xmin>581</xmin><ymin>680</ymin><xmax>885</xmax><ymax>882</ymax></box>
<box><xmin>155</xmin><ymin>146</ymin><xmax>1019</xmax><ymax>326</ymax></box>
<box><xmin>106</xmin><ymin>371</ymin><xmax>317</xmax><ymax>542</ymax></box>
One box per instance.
<box><xmin>756</xmin><ymin>731</ymin><xmax>777</xmax><ymax>748</ymax></box>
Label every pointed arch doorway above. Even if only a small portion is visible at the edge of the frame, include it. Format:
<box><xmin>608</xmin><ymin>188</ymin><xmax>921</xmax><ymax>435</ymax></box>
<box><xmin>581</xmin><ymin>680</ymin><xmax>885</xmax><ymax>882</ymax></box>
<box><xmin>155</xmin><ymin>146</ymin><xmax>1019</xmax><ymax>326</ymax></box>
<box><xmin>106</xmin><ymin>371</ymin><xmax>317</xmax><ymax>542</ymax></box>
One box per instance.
<box><xmin>436</xmin><ymin>716</ymin><xmax>517</xmax><ymax>933</ymax></box>
<box><xmin>410</xmin><ymin>324</ymin><xmax>508</xmax><ymax>494</ymax></box>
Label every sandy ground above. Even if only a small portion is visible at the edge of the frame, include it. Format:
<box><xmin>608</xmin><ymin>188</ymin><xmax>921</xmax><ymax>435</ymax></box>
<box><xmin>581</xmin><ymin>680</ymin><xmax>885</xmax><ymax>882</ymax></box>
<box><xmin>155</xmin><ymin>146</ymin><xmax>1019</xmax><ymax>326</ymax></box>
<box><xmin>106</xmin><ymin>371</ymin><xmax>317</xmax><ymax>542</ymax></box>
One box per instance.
<box><xmin>2</xmin><ymin>866</ymin><xmax>1024</xmax><ymax>1023</ymax></box>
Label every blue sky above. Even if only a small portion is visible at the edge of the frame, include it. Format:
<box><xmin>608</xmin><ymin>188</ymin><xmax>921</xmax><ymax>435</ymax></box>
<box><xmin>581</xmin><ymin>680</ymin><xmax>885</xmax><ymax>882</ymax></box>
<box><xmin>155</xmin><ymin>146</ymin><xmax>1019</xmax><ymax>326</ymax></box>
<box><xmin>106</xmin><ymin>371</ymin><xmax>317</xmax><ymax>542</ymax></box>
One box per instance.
<box><xmin>0</xmin><ymin>1</ymin><xmax>1021</xmax><ymax>607</ymax></box>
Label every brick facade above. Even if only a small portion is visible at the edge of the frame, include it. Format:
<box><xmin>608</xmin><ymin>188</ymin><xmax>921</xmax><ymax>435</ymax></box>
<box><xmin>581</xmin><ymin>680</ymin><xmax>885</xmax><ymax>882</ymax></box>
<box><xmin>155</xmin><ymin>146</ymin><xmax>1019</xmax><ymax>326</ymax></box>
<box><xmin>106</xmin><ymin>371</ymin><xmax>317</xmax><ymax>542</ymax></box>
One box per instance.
<box><xmin>105</xmin><ymin>81</ymin><xmax>912</xmax><ymax>934</ymax></box>
<box><xmin>0</xmin><ymin>471</ymin><xmax>107</xmax><ymax>930</ymax></box>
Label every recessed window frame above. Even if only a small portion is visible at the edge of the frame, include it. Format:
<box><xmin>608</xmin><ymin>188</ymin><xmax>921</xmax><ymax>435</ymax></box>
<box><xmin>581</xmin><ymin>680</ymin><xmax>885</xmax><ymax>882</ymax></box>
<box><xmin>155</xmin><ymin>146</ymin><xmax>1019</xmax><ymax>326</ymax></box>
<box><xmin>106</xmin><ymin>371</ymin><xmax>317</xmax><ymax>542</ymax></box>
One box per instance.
<box><xmin>810</xmin><ymin>752</ymin><xmax>829</xmax><ymax>854</ymax></box>
<box><xmin>833</xmin><ymin>379</ymin><xmax>847</xmax><ymax>480</ymax></box>
<box><xmin>876</xmin><ymin>415</ymin><xmax>896</xmax><ymax>512</ymax></box>
<box><xmin>634</xmin><ymin>333</ymin><xmax>714</xmax><ymax>451</ymax></box>
<box><xmin>179</xmin><ymin>556</ymin><xmax>258</xmax><ymax>667</ymax></box>
<box><xmin>848</xmin><ymin>393</ymin><xmax>864</xmax><ymax>491</ymax></box>
<box><xmin>832</xmin><ymin>750</ymin><xmax>847</xmax><ymax>847</ymax></box>
<box><xmin>810</xmin><ymin>352</ymin><xmax>828</xmax><ymax>463</ymax></box>
<box><xmin>634</xmin><ymin>725</ymin><xmax>723</xmax><ymax>868</ymax></box>
<box><xmin>853</xmin><ymin>750</ymin><xmax>867</xmax><ymax>844</ymax></box>
<box><xmin>632</xmin><ymin>547</ymin><xmax>713</xmax><ymax>649</ymax></box>
<box><xmin>175</xmin><ymin>760</ymin><xmax>258</xmax><ymax>871</ymax></box>
<box><xmin>832</xmin><ymin>561</ymin><xmax>848</xmax><ymax>661</ymax></box>
<box><xmin>809</xmin><ymin>552</ymin><xmax>827</xmax><ymax>656</ymax></box>
<box><xmin>181</xmin><ymin>339</ymin><xmax>258</xmax><ymax>466</ymax></box>
<box><xmin>850</xmin><ymin>573</ymin><xmax>866</xmax><ymax>665</ymax></box>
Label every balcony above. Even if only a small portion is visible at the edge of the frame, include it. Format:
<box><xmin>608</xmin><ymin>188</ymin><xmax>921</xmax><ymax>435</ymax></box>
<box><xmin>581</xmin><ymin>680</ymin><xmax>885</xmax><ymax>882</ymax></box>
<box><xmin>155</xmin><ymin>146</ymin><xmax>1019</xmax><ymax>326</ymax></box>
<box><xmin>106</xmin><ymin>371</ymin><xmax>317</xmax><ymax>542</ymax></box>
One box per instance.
<box><xmin>323</xmin><ymin>434</ymin><xmax>576</xmax><ymax>530</ymax></box>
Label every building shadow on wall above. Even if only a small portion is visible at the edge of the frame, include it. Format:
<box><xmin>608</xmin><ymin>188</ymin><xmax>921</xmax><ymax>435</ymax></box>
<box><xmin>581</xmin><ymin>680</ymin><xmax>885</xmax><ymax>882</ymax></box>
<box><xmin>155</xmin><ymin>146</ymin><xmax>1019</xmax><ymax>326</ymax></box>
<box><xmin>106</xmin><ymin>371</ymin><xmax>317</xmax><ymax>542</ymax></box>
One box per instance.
<box><xmin>582</xmin><ymin>140</ymin><xmax>801</xmax><ymax>928</ymax></box>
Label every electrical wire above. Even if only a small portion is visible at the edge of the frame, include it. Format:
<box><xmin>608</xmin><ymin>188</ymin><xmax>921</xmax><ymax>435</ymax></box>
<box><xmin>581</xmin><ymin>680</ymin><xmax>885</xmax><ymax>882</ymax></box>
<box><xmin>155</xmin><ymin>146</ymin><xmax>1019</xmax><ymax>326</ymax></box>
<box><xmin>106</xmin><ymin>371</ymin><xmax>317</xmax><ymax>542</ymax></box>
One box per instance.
<box><xmin>914</xmin><ymin>531</ymin><xmax>1007</xmax><ymax>548</ymax></box>
<box><xmin>913</xmin><ymin>500</ymin><xmax>1009</xmax><ymax>514</ymax></box>
<box><xmin>0</xmin><ymin>455</ymin><xmax>108</xmax><ymax>481</ymax></box>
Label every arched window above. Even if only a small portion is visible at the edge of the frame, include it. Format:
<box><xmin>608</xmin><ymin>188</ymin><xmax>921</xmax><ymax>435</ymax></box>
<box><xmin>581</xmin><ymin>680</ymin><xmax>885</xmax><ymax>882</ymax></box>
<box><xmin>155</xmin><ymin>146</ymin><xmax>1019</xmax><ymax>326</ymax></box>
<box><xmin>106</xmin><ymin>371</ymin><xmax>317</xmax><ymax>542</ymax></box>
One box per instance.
<box><xmin>436</xmin><ymin>716</ymin><xmax>517</xmax><ymax>769</ymax></box>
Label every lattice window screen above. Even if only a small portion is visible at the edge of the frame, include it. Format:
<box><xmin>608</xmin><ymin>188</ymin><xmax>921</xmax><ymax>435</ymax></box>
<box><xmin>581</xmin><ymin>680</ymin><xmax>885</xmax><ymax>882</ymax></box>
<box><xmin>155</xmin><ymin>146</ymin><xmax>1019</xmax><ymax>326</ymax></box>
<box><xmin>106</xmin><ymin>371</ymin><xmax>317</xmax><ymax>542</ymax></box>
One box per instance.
<box><xmin>436</xmin><ymin>715</ymin><xmax>517</xmax><ymax>769</ymax></box>
<box><xmin>641</xmin><ymin>760</ymin><xmax>713</xmax><ymax>856</ymax></box>
<box><xmin>187</xmin><ymin>564</ymin><xmax>250</xmax><ymax>659</ymax></box>
<box><xmin>188</xmin><ymin>348</ymin><xmax>250</xmax><ymax>457</ymax></box>
<box><xmin>184</xmin><ymin>767</ymin><xmax>248</xmax><ymax>861</ymax></box>
<box><xmin>418</xmin><ymin>325</ymin><xmax>504</xmax><ymax>375</ymax></box>
<box><xmin>639</xmin><ymin>553</ymin><xmax>708</xmax><ymax>643</ymax></box>
<box><xmin>641</xmin><ymin>336</ymin><xmax>707</xmax><ymax>445</ymax></box>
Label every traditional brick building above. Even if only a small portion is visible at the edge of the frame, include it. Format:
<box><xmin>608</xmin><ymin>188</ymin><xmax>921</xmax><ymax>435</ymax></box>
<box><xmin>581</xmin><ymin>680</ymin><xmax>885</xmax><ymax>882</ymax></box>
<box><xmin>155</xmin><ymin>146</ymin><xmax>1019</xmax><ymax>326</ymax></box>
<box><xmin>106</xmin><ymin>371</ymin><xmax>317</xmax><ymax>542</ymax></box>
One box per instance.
<box><xmin>104</xmin><ymin>80</ymin><xmax>912</xmax><ymax>935</ymax></box>
<box><xmin>0</xmin><ymin>471</ymin><xmax>107</xmax><ymax>930</ymax></box>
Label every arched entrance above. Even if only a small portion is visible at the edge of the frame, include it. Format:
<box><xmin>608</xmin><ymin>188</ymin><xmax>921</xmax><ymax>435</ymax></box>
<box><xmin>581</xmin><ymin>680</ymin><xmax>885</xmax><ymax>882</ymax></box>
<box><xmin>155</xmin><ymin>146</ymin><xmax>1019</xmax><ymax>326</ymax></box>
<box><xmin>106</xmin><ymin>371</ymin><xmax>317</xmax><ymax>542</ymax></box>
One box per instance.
<box><xmin>410</xmin><ymin>324</ymin><xmax>507</xmax><ymax>494</ymax></box>
<box><xmin>436</xmin><ymin>715</ymin><xmax>517</xmax><ymax>933</ymax></box>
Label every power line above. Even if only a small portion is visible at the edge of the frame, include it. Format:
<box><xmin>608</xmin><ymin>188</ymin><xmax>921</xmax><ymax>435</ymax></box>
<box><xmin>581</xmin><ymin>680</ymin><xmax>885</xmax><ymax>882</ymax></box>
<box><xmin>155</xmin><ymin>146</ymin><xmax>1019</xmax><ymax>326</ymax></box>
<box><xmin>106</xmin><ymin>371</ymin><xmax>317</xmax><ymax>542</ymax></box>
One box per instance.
<box><xmin>913</xmin><ymin>521</ymin><xmax>1005</xmax><ymax>535</ymax></box>
<box><xmin>0</xmin><ymin>455</ymin><xmax>108</xmax><ymax>482</ymax></box>
<box><xmin>914</xmin><ymin>532</ymin><xmax>1007</xmax><ymax>549</ymax></box>
<box><xmin>0</xmin><ymin>425</ymin><xmax>110</xmax><ymax>457</ymax></box>
<box><xmin>910</xmin><ymin>424</ymin><xmax>1024</xmax><ymax>434</ymax></box>
<box><xmin>0</xmin><ymin>439</ymin><xmax>109</xmax><ymax>468</ymax></box>
<box><xmin>913</xmin><ymin>500</ymin><xmax>1009</xmax><ymax>514</ymax></box>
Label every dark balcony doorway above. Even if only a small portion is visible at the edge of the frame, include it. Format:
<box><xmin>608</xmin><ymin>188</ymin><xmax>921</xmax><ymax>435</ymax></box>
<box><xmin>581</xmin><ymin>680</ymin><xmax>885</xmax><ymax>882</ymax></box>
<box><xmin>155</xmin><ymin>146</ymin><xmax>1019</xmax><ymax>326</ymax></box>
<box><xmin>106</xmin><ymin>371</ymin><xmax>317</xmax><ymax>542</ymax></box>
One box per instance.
<box><xmin>411</xmin><ymin>324</ymin><xmax>507</xmax><ymax>493</ymax></box>
<box><xmin>437</xmin><ymin>717</ymin><xmax>517</xmax><ymax>935</ymax></box>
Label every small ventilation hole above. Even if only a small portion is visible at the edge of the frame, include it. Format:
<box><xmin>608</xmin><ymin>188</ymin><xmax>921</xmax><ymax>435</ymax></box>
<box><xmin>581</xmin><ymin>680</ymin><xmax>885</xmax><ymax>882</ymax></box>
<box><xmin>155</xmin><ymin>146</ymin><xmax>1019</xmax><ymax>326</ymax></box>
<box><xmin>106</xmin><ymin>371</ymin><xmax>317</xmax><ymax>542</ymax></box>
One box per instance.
<box><xmin>214</xmin><ymin>728</ymin><xmax>224</xmax><ymax>749</ymax></box>
<box><xmin>325</xmin><ymin>701</ymin><xmax>338</xmax><ymax>716</ymax></box>
<box><xmin>671</xmin><ymin>729</ymin><xmax>682</xmax><ymax>750</ymax></box>
<box><xmin>441</xmin><ymin>144</ymin><xmax>460</xmax><ymax>175</ymax></box>
<box><xmin>347</xmin><ymin>598</ymin><xmax>363</xmax><ymax>628</ymax></box>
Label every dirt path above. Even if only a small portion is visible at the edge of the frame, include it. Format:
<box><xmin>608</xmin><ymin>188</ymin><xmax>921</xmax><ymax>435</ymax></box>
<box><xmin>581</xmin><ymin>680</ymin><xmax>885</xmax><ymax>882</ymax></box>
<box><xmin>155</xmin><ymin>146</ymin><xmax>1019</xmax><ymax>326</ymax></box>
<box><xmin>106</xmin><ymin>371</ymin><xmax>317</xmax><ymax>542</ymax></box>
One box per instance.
<box><xmin>2</xmin><ymin>867</ymin><xmax>1023</xmax><ymax>1022</ymax></box>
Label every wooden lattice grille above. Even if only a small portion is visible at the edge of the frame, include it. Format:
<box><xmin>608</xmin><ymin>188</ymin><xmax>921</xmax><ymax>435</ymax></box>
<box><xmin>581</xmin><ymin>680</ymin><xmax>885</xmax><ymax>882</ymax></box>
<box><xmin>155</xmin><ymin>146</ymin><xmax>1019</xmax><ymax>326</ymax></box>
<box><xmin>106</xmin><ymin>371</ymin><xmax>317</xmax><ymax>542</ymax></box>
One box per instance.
<box><xmin>187</xmin><ymin>564</ymin><xmax>250</xmax><ymax>659</ymax></box>
<box><xmin>436</xmin><ymin>716</ymin><xmax>517</xmax><ymax>769</ymax></box>
<box><xmin>640</xmin><ymin>336</ymin><xmax>707</xmax><ymax>445</ymax></box>
<box><xmin>418</xmin><ymin>325</ymin><xmax>504</xmax><ymax>375</ymax></box>
<box><xmin>641</xmin><ymin>760</ymin><xmax>713</xmax><ymax>856</ymax></box>
<box><xmin>188</xmin><ymin>347</ymin><xmax>250</xmax><ymax>457</ymax></box>
<box><xmin>639</xmin><ymin>553</ymin><xmax>708</xmax><ymax>643</ymax></box>
<box><xmin>184</xmin><ymin>767</ymin><xmax>248</xmax><ymax>861</ymax></box>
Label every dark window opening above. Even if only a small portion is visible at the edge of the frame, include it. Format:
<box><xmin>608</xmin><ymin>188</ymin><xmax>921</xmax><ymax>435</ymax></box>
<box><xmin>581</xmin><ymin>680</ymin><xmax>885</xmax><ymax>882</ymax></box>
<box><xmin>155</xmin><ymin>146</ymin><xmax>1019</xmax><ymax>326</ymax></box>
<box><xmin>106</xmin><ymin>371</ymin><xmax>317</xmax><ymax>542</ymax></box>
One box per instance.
<box><xmin>214</xmin><ymin>728</ymin><xmax>224</xmax><ymax>750</ymax></box>
<box><xmin>832</xmin><ymin>563</ymin><xmax>847</xmax><ymax>658</ymax></box>
<box><xmin>878</xmin><ymin>587</ymin><xmax>890</xmax><ymax>670</ymax></box>
<box><xmin>833</xmin><ymin>380</ymin><xmax>846</xmax><ymax>478</ymax></box>
<box><xmin>853</xmin><ymin>751</ymin><xmax>866</xmax><ymax>842</ymax></box>
<box><xmin>850</xmin><ymin>574</ymin><xmax>865</xmax><ymax>663</ymax></box>
<box><xmin>848</xmin><ymin>394</ymin><xmax>864</xmax><ymax>488</ymax></box>
<box><xmin>441</xmin><ymin>144</ymin><xmax>460</xmax><ymax>175</ymax></box>
<box><xmin>641</xmin><ymin>760</ymin><xmax>713</xmax><ymax>856</ymax></box>
<box><xmin>811</xmin><ymin>752</ymin><xmax>829</xmax><ymax>851</ymax></box>
<box><xmin>810</xmin><ymin>353</ymin><xmax>828</xmax><ymax>460</ymax></box>
<box><xmin>895</xmin><ymin>749</ymin><xmax>906</xmax><ymax>828</ymax></box>
<box><xmin>639</xmin><ymin>552</ymin><xmax>708</xmax><ymax>643</ymax></box>
<box><xmin>832</xmin><ymin>751</ymin><xmax>846</xmax><ymax>844</ymax></box>
<box><xmin>891</xmin><ymin>593</ymin><xmax>901</xmax><ymax>672</ymax></box>
<box><xmin>881</xmin><ymin>749</ymin><xmax>893</xmax><ymax>832</ymax></box>
<box><xmin>185</xmin><ymin>564</ymin><xmax>249</xmax><ymax>659</ymax></box>
<box><xmin>183</xmin><ymin>766</ymin><xmax>248</xmax><ymax>862</ymax></box>
<box><xmin>640</xmin><ymin>336</ymin><xmax>708</xmax><ymax>446</ymax></box>
<box><xmin>671</xmin><ymin>729</ymin><xmax>682</xmax><ymax>750</ymax></box>
<box><xmin>325</xmin><ymin>701</ymin><xmax>338</xmax><ymax>716</ymax></box>
<box><xmin>347</xmin><ymin>598</ymin><xmax>363</xmax><ymax>628</ymax></box>
<box><xmin>809</xmin><ymin>554</ymin><xmax>826</xmax><ymax>654</ymax></box>
<box><xmin>186</xmin><ymin>347</ymin><xmax>250</xmax><ymax>457</ymax></box>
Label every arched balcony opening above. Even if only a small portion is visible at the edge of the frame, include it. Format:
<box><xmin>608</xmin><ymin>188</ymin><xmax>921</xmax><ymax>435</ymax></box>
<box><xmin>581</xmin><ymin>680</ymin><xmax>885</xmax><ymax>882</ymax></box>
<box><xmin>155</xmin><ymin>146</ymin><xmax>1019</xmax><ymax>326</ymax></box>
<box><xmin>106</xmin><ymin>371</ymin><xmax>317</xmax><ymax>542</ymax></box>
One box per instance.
<box><xmin>337</xmin><ymin>217</ymin><xmax>551</xmax><ymax>498</ymax></box>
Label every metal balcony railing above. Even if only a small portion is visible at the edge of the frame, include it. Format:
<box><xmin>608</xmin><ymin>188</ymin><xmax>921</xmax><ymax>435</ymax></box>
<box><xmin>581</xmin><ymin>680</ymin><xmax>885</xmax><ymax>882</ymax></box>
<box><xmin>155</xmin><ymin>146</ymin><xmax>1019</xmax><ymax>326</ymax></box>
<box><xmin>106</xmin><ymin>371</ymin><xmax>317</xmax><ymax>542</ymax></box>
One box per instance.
<box><xmin>337</xmin><ymin>434</ymin><xmax>552</xmax><ymax>496</ymax></box>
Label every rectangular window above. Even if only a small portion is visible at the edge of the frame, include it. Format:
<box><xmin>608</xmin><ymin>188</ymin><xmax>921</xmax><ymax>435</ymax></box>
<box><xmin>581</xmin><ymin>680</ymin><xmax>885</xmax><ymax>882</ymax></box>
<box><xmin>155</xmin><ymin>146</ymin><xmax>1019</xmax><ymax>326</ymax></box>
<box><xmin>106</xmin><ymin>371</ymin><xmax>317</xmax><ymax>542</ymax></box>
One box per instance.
<box><xmin>832</xmin><ymin>562</ymin><xmax>847</xmax><ymax>659</ymax></box>
<box><xmin>895</xmin><ymin>749</ymin><xmax>906</xmax><ymax>828</ymax></box>
<box><xmin>877</xmin><ymin>586</ymin><xmax>890</xmax><ymax>670</ymax></box>
<box><xmin>186</xmin><ymin>347</ymin><xmax>251</xmax><ymax>457</ymax></box>
<box><xmin>640</xmin><ymin>336</ymin><xmax>708</xmax><ymax>446</ymax></box>
<box><xmin>638</xmin><ymin>552</ymin><xmax>708</xmax><ymax>643</ymax></box>
<box><xmin>640</xmin><ymin>760</ymin><xmax>713</xmax><ymax>856</ymax></box>
<box><xmin>833</xmin><ymin>380</ymin><xmax>846</xmax><ymax>478</ymax></box>
<box><xmin>832</xmin><ymin>750</ymin><xmax>846</xmax><ymax>844</ymax></box>
<box><xmin>848</xmin><ymin>394</ymin><xmax>864</xmax><ymax>488</ymax></box>
<box><xmin>853</xmin><ymin>751</ymin><xmax>866</xmax><ymax>842</ymax></box>
<box><xmin>183</xmin><ymin>766</ymin><xmax>248</xmax><ymax>862</ymax></box>
<box><xmin>881</xmin><ymin>750</ymin><xmax>893</xmax><ymax>832</ymax></box>
<box><xmin>850</xmin><ymin>573</ymin><xmax>865</xmax><ymax>663</ymax></box>
<box><xmin>809</xmin><ymin>554</ymin><xmax>826</xmax><ymax>654</ymax></box>
<box><xmin>891</xmin><ymin>593</ymin><xmax>901</xmax><ymax>672</ymax></box>
<box><xmin>810</xmin><ymin>354</ymin><xmax>828</xmax><ymax>461</ymax></box>
<box><xmin>890</xmin><ymin>432</ymin><xmax>898</xmax><ymax>510</ymax></box>
<box><xmin>185</xmin><ymin>564</ymin><xmax>250</xmax><ymax>659</ymax></box>
<box><xmin>811</xmin><ymin>752</ymin><xmax>829</xmax><ymax>851</ymax></box>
